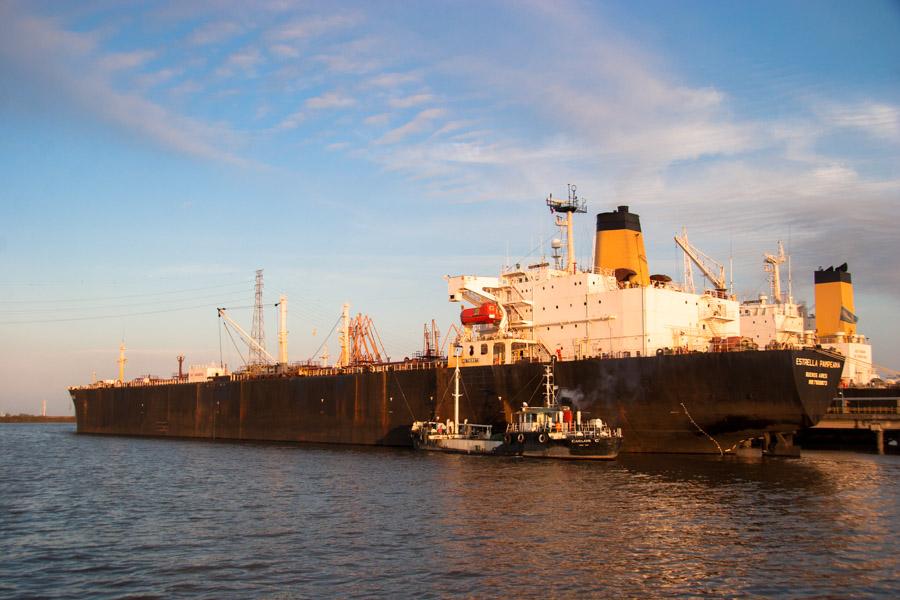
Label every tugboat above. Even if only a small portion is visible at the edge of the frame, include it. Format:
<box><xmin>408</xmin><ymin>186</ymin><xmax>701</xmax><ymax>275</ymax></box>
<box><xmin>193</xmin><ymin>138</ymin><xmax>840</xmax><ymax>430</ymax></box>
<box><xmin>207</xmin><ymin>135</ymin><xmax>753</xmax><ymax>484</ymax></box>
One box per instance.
<box><xmin>497</xmin><ymin>363</ymin><xmax>623</xmax><ymax>460</ymax></box>
<box><xmin>410</xmin><ymin>359</ymin><xmax>502</xmax><ymax>455</ymax></box>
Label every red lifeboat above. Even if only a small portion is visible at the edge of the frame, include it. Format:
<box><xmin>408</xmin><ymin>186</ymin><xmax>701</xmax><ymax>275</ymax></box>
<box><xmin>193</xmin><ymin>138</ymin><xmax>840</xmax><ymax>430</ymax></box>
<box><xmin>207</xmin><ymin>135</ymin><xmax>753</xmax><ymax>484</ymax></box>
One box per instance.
<box><xmin>460</xmin><ymin>302</ymin><xmax>502</xmax><ymax>325</ymax></box>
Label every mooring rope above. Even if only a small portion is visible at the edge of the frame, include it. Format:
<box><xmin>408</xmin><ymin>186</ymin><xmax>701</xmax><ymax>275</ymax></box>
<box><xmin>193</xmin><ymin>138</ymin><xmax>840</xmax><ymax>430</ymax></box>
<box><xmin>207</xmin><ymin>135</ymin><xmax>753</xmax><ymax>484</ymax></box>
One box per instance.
<box><xmin>390</xmin><ymin>371</ymin><xmax>418</xmax><ymax>421</ymax></box>
<box><xmin>681</xmin><ymin>402</ymin><xmax>724</xmax><ymax>456</ymax></box>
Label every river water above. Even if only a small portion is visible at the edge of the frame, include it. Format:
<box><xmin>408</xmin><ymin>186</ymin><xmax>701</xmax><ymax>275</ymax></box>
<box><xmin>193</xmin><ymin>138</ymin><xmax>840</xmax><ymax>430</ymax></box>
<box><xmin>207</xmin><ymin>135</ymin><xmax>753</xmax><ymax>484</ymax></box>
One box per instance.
<box><xmin>1</xmin><ymin>424</ymin><xmax>897</xmax><ymax>598</ymax></box>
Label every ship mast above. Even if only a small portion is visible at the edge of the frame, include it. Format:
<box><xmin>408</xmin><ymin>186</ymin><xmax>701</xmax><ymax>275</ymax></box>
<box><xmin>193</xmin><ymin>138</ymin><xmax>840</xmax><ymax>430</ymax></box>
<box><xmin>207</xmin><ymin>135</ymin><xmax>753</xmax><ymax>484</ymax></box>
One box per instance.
<box><xmin>764</xmin><ymin>242</ymin><xmax>786</xmax><ymax>303</ymax></box>
<box><xmin>339</xmin><ymin>302</ymin><xmax>350</xmax><ymax>367</ymax></box>
<box><xmin>546</xmin><ymin>184</ymin><xmax>586</xmax><ymax>274</ymax></box>
<box><xmin>543</xmin><ymin>364</ymin><xmax>554</xmax><ymax>408</ymax></box>
<box><xmin>453</xmin><ymin>363</ymin><xmax>461</xmax><ymax>430</ymax></box>
<box><xmin>117</xmin><ymin>342</ymin><xmax>127</xmax><ymax>384</ymax></box>
<box><xmin>277</xmin><ymin>295</ymin><xmax>288</xmax><ymax>365</ymax></box>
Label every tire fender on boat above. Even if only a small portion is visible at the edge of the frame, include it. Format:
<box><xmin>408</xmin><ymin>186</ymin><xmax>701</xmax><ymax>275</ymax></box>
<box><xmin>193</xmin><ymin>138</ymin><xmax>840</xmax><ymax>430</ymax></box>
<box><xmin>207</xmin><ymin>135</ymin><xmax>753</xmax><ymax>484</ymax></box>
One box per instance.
<box><xmin>517</xmin><ymin>433</ymin><xmax>525</xmax><ymax>444</ymax></box>
<box><xmin>538</xmin><ymin>433</ymin><xmax>547</xmax><ymax>444</ymax></box>
<box><xmin>504</xmin><ymin>433</ymin><xmax>512</xmax><ymax>445</ymax></box>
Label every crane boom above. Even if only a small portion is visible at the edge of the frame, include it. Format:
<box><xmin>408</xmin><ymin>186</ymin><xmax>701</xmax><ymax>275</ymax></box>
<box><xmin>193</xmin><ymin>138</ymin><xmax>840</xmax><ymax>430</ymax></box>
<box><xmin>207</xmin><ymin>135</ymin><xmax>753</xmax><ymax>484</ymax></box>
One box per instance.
<box><xmin>674</xmin><ymin>228</ymin><xmax>726</xmax><ymax>291</ymax></box>
<box><xmin>218</xmin><ymin>307</ymin><xmax>277</xmax><ymax>365</ymax></box>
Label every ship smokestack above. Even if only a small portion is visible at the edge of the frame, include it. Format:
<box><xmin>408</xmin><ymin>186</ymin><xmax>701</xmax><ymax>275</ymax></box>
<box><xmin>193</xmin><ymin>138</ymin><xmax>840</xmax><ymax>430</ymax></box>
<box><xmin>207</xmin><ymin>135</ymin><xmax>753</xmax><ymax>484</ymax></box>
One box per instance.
<box><xmin>814</xmin><ymin>263</ymin><xmax>857</xmax><ymax>337</ymax></box>
<box><xmin>593</xmin><ymin>205</ymin><xmax>649</xmax><ymax>286</ymax></box>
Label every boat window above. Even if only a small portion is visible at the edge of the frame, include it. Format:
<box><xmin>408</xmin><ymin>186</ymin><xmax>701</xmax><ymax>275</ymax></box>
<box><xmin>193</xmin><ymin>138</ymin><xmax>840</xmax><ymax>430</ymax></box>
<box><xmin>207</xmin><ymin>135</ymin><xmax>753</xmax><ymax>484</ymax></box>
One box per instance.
<box><xmin>480</xmin><ymin>344</ymin><xmax>488</xmax><ymax>355</ymax></box>
<box><xmin>493</xmin><ymin>343</ymin><xmax>506</xmax><ymax>364</ymax></box>
<box><xmin>469</xmin><ymin>345</ymin><xmax>474</xmax><ymax>356</ymax></box>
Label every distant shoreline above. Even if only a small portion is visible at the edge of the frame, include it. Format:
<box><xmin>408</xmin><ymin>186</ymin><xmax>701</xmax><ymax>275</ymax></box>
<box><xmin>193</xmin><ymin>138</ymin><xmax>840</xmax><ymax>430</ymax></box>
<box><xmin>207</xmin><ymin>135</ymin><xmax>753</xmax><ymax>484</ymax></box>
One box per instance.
<box><xmin>0</xmin><ymin>416</ymin><xmax>76</xmax><ymax>423</ymax></box>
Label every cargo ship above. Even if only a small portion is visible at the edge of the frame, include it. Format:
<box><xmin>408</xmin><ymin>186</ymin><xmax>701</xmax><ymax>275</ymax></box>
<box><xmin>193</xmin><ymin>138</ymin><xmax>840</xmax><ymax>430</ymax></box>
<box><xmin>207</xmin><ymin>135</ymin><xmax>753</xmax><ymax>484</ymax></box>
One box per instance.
<box><xmin>70</xmin><ymin>188</ymin><xmax>845</xmax><ymax>454</ymax></box>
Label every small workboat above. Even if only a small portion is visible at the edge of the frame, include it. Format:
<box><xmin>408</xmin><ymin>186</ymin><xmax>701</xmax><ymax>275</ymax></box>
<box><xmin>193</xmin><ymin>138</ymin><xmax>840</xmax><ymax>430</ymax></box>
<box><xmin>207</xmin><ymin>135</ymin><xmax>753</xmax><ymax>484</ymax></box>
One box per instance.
<box><xmin>496</xmin><ymin>364</ymin><xmax>622</xmax><ymax>460</ymax></box>
<box><xmin>410</xmin><ymin>363</ymin><xmax>502</xmax><ymax>455</ymax></box>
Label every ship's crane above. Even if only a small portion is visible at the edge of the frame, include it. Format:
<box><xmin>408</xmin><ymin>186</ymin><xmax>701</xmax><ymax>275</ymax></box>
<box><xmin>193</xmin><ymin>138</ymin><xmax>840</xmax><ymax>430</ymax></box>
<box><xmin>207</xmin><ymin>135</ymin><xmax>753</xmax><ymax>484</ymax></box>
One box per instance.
<box><xmin>764</xmin><ymin>241</ymin><xmax>787</xmax><ymax>303</ymax></box>
<box><xmin>674</xmin><ymin>227</ymin><xmax>727</xmax><ymax>292</ymax></box>
<box><xmin>218</xmin><ymin>307</ymin><xmax>277</xmax><ymax>366</ymax></box>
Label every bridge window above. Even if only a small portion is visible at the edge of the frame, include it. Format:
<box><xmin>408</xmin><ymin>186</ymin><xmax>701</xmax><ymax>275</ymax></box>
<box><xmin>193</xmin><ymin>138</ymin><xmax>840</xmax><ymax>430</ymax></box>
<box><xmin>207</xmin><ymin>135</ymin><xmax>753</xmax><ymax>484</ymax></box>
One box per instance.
<box><xmin>480</xmin><ymin>344</ymin><xmax>488</xmax><ymax>355</ymax></box>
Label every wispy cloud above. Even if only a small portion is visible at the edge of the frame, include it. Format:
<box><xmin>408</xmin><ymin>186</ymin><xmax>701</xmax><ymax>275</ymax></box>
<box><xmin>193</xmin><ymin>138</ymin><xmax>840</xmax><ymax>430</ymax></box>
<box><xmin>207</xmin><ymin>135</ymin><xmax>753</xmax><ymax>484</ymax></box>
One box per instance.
<box><xmin>364</xmin><ymin>113</ymin><xmax>390</xmax><ymax>126</ymax></box>
<box><xmin>378</xmin><ymin>108</ymin><xmax>446</xmax><ymax>144</ymax></box>
<box><xmin>268</xmin><ymin>13</ymin><xmax>361</xmax><ymax>41</ymax></box>
<box><xmin>269</xmin><ymin>43</ymin><xmax>300</xmax><ymax>59</ymax></box>
<box><xmin>189</xmin><ymin>21</ymin><xmax>241</xmax><ymax>46</ymax></box>
<box><xmin>312</xmin><ymin>36</ymin><xmax>383</xmax><ymax>74</ymax></box>
<box><xmin>389</xmin><ymin>93</ymin><xmax>434</xmax><ymax>109</ymax></box>
<box><xmin>217</xmin><ymin>46</ymin><xmax>263</xmax><ymax>76</ymax></box>
<box><xmin>275</xmin><ymin>109</ymin><xmax>305</xmax><ymax>131</ymax></box>
<box><xmin>98</xmin><ymin>50</ymin><xmax>155</xmax><ymax>72</ymax></box>
<box><xmin>136</xmin><ymin>67</ymin><xmax>181</xmax><ymax>90</ymax></box>
<box><xmin>365</xmin><ymin>72</ymin><xmax>419</xmax><ymax>88</ymax></box>
<box><xmin>0</xmin><ymin>7</ymin><xmax>247</xmax><ymax>165</ymax></box>
<box><xmin>818</xmin><ymin>101</ymin><xmax>900</xmax><ymax>141</ymax></box>
<box><xmin>306</xmin><ymin>91</ymin><xmax>356</xmax><ymax>110</ymax></box>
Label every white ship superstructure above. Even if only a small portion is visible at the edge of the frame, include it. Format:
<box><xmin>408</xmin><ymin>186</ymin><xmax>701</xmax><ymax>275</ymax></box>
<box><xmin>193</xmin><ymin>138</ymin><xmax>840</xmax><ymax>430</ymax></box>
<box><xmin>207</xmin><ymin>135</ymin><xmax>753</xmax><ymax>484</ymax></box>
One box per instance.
<box><xmin>739</xmin><ymin>242</ymin><xmax>809</xmax><ymax>349</ymax></box>
<box><xmin>447</xmin><ymin>190</ymin><xmax>740</xmax><ymax>367</ymax></box>
<box><xmin>737</xmin><ymin>244</ymin><xmax>875</xmax><ymax>386</ymax></box>
<box><xmin>740</xmin><ymin>297</ymin><xmax>807</xmax><ymax>349</ymax></box>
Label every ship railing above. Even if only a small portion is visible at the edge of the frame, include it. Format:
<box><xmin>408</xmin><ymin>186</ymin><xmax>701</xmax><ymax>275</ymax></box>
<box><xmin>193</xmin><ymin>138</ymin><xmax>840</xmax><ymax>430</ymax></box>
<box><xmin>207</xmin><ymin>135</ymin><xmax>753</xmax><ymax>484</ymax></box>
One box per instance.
<box><xmin>293</xmin><ymin>359</ymin><xmax>448</xmax><ymax>378</ymax></box>
<box><xmin>506</xmin><ymin>422</ymin><xmax>613</xmax><ymax>436</ymax></box>
<box><xmin>72</xmin><ymin>377</ymin><xmax>187</xmax><ymax>390</ymax></box>
<box><xmin>826</xmin><ymin>397</ymin><xmax>900</xmax><ymax>416</ymax></box>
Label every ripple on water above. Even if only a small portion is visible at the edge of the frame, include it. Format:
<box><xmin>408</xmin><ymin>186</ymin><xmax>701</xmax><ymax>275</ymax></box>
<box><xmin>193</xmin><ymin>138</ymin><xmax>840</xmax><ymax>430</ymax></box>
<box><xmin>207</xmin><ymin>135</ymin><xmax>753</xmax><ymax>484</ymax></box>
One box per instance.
<box><xmin>1</xmin><ymin>424</ymin><xmax>899</xmax><ymax>598</ymax></box>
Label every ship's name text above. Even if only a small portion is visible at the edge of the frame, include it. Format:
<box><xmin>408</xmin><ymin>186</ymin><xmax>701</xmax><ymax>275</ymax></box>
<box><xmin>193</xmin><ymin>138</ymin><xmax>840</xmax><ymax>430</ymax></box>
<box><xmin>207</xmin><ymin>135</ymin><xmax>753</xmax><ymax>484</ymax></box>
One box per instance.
<box><xmin>795</xmin><ymin>358</ymin><xmax>841</xmax><ymax>369</ymax></box>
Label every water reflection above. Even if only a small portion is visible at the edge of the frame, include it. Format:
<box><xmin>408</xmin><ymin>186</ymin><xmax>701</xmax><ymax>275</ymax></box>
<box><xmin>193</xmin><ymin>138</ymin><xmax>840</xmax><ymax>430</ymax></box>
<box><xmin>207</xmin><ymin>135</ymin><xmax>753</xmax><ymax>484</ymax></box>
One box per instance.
<box><xmin>0</xmin><ymin>426</ymin><xmax>897</xmax><ymax>598</ymax></box>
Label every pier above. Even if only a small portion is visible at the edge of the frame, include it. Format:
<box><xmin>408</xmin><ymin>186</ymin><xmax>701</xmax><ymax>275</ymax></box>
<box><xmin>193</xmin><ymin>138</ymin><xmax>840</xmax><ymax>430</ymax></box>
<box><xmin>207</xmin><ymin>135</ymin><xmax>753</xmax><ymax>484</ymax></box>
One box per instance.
<box><xmin>809</xmin><ymin>396</ymin><xmax>900</xmax><ymax>454</ymax></box>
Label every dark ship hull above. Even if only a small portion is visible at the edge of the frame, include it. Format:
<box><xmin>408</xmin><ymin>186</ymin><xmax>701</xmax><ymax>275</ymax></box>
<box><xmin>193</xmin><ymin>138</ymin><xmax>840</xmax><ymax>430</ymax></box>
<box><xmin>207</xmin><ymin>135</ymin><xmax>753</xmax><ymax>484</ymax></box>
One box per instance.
<box><xmin>69</xmin><ymin>348</ymin><xmax>843</xmax><ymax>454</ymax></box>
<box><xmin>496</xmin><ymin>431</ymin><xmax>622</xmax><ymax>460</ymax></box>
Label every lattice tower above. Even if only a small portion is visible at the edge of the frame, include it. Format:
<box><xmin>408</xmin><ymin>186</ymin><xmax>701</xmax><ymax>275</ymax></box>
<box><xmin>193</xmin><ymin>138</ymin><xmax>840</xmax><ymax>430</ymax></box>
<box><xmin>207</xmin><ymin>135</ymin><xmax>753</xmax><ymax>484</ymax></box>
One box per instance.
<box><xmin>250</xmin><ymin>269</ymin><xmax>266</xmax><ymax>365</ymax></box>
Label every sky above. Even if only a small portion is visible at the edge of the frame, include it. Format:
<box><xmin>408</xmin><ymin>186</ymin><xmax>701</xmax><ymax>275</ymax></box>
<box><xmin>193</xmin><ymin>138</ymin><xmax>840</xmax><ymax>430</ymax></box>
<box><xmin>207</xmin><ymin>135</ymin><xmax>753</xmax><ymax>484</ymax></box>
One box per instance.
<box><xmin>1</xmin><ymin>0</ymin><xmax>898</xmax><ymax>415</ymax></box>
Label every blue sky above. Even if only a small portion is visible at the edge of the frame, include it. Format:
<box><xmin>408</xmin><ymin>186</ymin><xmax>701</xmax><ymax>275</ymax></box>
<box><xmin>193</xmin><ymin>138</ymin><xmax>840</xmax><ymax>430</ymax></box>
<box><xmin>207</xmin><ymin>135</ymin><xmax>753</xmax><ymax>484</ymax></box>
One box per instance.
<box><xmin>1</xmin><ymin>0</ymin><xmax>898</xmax><ymax>414</ymax></box>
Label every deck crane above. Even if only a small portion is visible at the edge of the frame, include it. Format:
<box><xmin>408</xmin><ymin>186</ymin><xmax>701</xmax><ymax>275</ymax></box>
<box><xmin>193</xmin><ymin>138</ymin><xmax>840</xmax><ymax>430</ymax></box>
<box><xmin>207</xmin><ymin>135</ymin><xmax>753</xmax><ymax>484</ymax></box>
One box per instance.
<box><xmin>218</xmin><ymin>307</ymin><xmax>277</xmax><ymax>366</ymax></box>
<box><xmin>764</xmin><ymin>241</ymin><xmax>787</xmax><ymax>303</ymax></box>
<box><xmin>674</xmin><ymin>227</ymin><xmax>727</xmax><ymax>293</ymax></box>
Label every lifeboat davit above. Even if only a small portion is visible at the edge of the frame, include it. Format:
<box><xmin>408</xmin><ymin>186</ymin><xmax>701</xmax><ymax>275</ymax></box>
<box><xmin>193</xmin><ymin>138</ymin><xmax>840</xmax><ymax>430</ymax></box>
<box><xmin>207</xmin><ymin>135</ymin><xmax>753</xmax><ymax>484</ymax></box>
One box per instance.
<box><xmin>460</xmin><ymin>302</ymin><xmax>501</xmax><ymax>325</ymax></box>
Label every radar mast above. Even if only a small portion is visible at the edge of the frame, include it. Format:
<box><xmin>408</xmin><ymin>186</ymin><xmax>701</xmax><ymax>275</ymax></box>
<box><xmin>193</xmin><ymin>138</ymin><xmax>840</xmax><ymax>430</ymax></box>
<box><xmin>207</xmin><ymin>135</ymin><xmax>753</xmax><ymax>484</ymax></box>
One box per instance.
<box><xmin>546</xmin><ymin>184</ymin><xmax>587</xmax><ymax>274</ymax></box>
